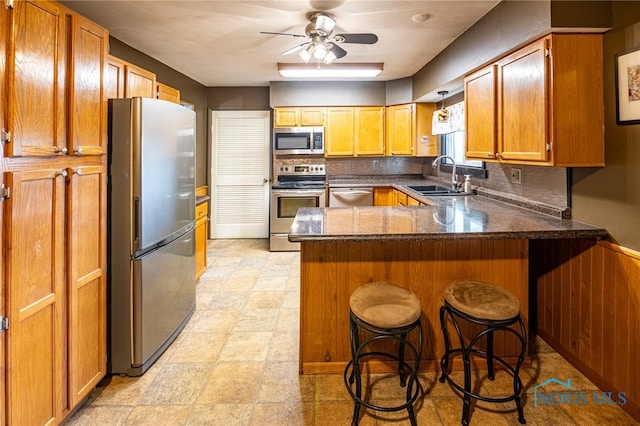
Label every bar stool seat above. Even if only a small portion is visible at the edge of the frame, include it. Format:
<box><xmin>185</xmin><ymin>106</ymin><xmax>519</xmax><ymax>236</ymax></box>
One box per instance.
<box><xmin>439</xmin><ymin>280</ymin><xmax>527</xmax><ymax>426</ymax></box>
<box><xmin>344</xmin><ymin>281</ymin><xmax>423</xmax><ymax>426</ymax></box>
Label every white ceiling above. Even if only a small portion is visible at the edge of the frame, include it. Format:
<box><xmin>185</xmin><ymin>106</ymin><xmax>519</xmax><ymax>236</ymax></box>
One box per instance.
<box><xmin>62</xmin><ymin>1</ymin><xmax>500</xmax><ymax>89</ymax></box>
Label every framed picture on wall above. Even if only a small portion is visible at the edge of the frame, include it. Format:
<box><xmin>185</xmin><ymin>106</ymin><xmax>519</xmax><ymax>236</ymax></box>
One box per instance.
<box><xmin>615</xmin><ymin>45</ymin><xmax>640</xmax><ymax>125</ymax></box>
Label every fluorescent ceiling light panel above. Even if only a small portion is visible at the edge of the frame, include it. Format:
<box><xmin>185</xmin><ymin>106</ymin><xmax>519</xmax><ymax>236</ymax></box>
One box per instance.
<box><xmin>277</xmin><ymin>63</ymin><xmax>383</xmax><ymax>78</ymax></box>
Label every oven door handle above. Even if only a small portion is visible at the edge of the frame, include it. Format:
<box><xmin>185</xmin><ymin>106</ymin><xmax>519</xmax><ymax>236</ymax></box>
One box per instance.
<box><xmin>271</xmin><ymin>190</ymin><xmax>325</xmax><ymax>197</ymax></box>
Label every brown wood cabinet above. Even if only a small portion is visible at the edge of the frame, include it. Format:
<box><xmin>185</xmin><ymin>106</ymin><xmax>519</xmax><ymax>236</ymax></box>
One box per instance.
<box><xmin>195</xmin><ymin>201</ymin><xmax>209</xmax><ymax>280</ymax></box>
<box><xmin>157</xmin><ymin>82</ymin><xmax>181</xmax><ymax>103</ymax></box>
<box><xmin>325</xmin><ymin>106</ymin><xmax>385</xmax><ymax>157</ymax></box>
<box><xmin>465</xmin><ymin>34</ymin><xmax>604</xmax><ymax>166</ymax></box>
<box><xmin>105</xmin><ymin>55</ymin><xmax>126</xmax><ymax>99</ymax></box>
<box><xmin>373</xmin><ymin>187</ymin><xmax>395</xmax><ymax>206</ymax></box>
<box><xmin>4</xmin><ymin>2</ymin><xmax>107</xmax><ymax>158</ymax></box>
<box><xmin>274</xmin><ymin>107</ymin><xmax>325</xmax><ymax>127</ymax></box>
<box><xmin>385</xmin><ymin>103</ymin><xmax>436</xmax><ymax>157</ymax></box>
<box><xmin>0</xmin><ymin>5</ymin><xmax>7</xmax><ymax>422</ymax></box>
<box><xmin>124</xmin><ymin>62</ymin><xmax>156</xmax><ymax>98</ymax></box>
<box><xmin>1</xmin><ymin>2</ymin><xmax>108</xmax><ymax>424</ymax></box>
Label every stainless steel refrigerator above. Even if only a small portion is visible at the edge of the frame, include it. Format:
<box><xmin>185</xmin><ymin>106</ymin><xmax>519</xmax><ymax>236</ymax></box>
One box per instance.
<box><xmin>107</xmin><ymin>97</ymin><xmax>196</xmax><ymax>376</ymax></box>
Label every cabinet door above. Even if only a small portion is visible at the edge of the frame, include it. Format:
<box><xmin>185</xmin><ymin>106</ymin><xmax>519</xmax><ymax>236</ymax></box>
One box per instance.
<box><xmin>498</xmin><ymin>38</ymin><xmax>549</xmax><ymax>162</ymax></box>
<box><xmin>5</xmin><ymin>169</ymin><xmax>67</xmax><ymax>425</ymax></box>
<box><xmin>355</xmin><ymin>106</ymin><xmax>384</xmax><ymax>156</ymax></box>
<box><xmin>0</xmin><ymin>7</ymin><xmax>5</xmax><ymax>423</ymax></box>
<box><xmin>67</xmin><ymin>165</ymin><xmax>106</xmax><ymax>407</ymax></box>
<box><xmin>157</xmin><ymin>82</ymin><xmax>181</xmax><ymax>103</ymax></box>
<box><xmin>300</xmin><ymin>108</ymin><xmax>325</xmax><ymax>126</ymax></box>
<box><xmin>274</xmin><ymin>108</ymin><xmax>299</xmax><ymax>127</ymax></box>
<box><xmin>124</xmin><ymin>63</ymin><xmax>156</xmax><ymax>98</ymax></box>
<box><xmin>69</xmin><ymin>14</ymin><xmax>108</xmax><ymax>156</ymax></box>
<box><xmin>325</xmin><ymin>107</ymin><xmax>355</xmax><ymax>156</ymax></box>
<box><xmin>465</xmin><ymin>65</ymin><xmax>497</xmax><ymax>160</ymax></box>
<box><xmin>386</xmin><ymin>104</ymin><xmax>414</xmax><ymax>156</ymax></box>
<box><xmin>105</xmin><ymin>55</ymin><xmax>126</xmax><ymax>100</ymax></box>
<box><xmin>195</xmin><ymin>202</ymin><xmax>208</xmax><ymax>280</ymax></box>
<box><xmin>5</xmin><ymin>0</ymin><xmax>67</xmax><ymax>157</ymax></box>
<box><xmin>373</xmin><ymin>187</ymin><xmax>395</xmax><ymax>206</ymax></box>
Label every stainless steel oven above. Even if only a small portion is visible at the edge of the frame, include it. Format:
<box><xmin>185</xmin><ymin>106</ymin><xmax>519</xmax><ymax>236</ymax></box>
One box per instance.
<box><xmin>270</xmin><ymin>163</ymin><xmax>326</xmax><ymax>251</ymax></box>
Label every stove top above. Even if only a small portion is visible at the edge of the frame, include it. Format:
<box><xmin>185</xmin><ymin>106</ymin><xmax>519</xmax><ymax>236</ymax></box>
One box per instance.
<box><xmin>272</xmin><ymin>162</ymin><xmax>326</xmax><ymax>190</ymax></box>
<box><xmin>272</xmin><ymin>180</ymin><xmax>326</xmax><ymax>190</ymax></box>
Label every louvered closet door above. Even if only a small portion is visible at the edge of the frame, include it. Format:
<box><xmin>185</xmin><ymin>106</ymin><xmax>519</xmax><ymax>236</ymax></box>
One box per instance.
<box><xmin>210</xmin><ymin>110</ymin><xmax>270</xmax><ymax>238</ymax></box>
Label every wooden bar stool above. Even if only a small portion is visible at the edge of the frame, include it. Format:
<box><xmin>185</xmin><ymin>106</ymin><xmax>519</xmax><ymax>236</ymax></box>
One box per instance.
<box><xmin>344</xmin><ymin>281</ymin><xmax>423</xmax><ymax>426</ymax></box>
<box><xmin>439</xmin><ymin>280</ymin><xmax>527</xmax><ymax>425</ymax></box>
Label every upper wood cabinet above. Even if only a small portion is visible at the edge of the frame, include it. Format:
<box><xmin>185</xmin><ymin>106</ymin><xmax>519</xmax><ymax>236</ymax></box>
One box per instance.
<box><xmin>465</xmin><ymin>34</ymin><xmax>604</xmax><ymax>167</ymax></box>
<box><xmin>274</xmin><ymin>107</ymin><xmax>325</xmax><ymax>127</ymax></box>
<box><xmin>125</xmin><ymin>62</ymin><xmax>156</xmax><ymax>98</ymax></box>
<box><xmin>355</xmin><ymin>106</ymin><xmax>385</xmax><ymax>156</ymax></box>
<box><xmin>325</xmin><ymin>107</ymin><xmax>354</xmax><ymax>156</ymax></box>
<box><xmin>325</xmin><ymin>106</ymin><xmax>385</xmax><ymax>157</ymax></box>
<box><xmin>157</xmin><ymin>82</ymin><xmax>181</xmax><ymax>104</ymax></box>
<box><xmin>105</xmin><ymin>54</ymin><xmax>126</xmax><ymax>100</ymax></box>
<box><xmin>69</xmin><ymin>14</ymin><xmax>108</xmax><ymax>156</ymax></box>
<box><xmin>3</xmin><ymin>1</ymin><xmax>107</xmax><ymax>157</ymax></box>
<box><xmin>385</xmin><ymin>103</ymin><xmax>436</xmax><ymax>157</ymax></box>
<box><xmin>4</xmin><ymin>0</ymin><xmax>67</xmax><ymax>157</ymax></box>
<box><xmin>465</xmin><ymin>65</ymin><xmax>497</xmax><ymax>160</ymax></box>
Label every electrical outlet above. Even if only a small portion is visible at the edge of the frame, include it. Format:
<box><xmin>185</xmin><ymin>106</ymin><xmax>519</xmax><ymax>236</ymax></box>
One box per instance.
<box><xmin>372</xmin><ymin>159</ymin><xmax>380</xmax><ymax>169</ymax></box>
<box><xmin>511</xmin><ymin>168</ymin><xmax>522</xmax><ymax>184</ymax></box>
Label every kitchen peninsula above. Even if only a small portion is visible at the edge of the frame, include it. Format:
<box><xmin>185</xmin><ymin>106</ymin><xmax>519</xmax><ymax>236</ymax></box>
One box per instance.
<box><xmin>288</xmin><ymin>195</ymin><xmax>607</xmax><ymax>375</ymax></box>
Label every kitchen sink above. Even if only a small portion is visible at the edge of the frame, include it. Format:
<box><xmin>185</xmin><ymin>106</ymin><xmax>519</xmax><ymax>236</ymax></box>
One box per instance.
<box><xmin>405</xmin><ymin>184</ymin><xmax>469</xmax><ymax>196</ymax></box>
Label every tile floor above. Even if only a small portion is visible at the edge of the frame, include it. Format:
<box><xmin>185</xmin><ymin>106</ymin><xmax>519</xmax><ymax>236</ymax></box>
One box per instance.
<box><xmin>67</xmin><ymin>239</ymin><xmax>639</xmax><ymax>425</ymax></box>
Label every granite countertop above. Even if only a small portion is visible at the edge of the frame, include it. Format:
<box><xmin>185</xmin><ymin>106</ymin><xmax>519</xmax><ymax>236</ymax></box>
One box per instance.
<box><xmin>288</xmin><ymin>196</ymin><xmax>608</xmax><ymax>242</ymax></box>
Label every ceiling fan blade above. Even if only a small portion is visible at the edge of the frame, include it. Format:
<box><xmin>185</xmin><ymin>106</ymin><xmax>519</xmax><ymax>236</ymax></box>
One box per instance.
<box><xmin>329</xmin><ymin>43</ymin><xmax>347</xmax><ymax>59</ymax></box>
<box><xmin>260</xmin><ymin>31</ymin><xmax>307</xmax><ymax>38</ymax></box>
<box><xmin>335</xmin><ymin>33</ymin><xmax>378</xmax><ymax>44</ymax></box>
<box><xmin>281</xmin><ymin>42</ymin><xmax>310</xmax><ymax>56</ymax></box>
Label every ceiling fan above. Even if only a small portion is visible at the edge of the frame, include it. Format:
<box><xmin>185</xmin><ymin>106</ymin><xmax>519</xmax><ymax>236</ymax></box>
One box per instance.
<box><xmin>261</xmin><ymin>12</ymin><xmax>378</xmax><ymax>64</ymax></box>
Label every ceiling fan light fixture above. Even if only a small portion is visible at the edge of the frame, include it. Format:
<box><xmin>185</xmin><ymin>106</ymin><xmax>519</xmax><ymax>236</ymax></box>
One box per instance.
<box><xmin>277</xmin><ymin>62</ymin><xmax>383</xmax><ymax>78</ymax></box>
<box><xmin>312</xmin><ymin>13</ymin><xmax>336</xmax><ymax>36</ymax></box>
<box><xmin>299</xmin><ymin>44</ymin><xmax>314</xmax><ymax>62</ymax></box>
<box><xmin>323</xmin><ymin>49</ymin><xmax>337</xmax><ymax>64</ymax></box>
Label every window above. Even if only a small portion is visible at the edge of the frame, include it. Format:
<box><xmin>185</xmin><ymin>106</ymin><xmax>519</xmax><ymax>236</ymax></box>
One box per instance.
<box><xmin>441</xmin><ymin>131</ymin><xmax>483</xmax><ymax>168</ymax></box>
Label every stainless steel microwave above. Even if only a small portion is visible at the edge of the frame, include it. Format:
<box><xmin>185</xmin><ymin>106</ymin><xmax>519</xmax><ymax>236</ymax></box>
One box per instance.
<box><xmin>273</xmin><ymin>126</ymin><xmax>324</xmax><ymax>155</ymax></box>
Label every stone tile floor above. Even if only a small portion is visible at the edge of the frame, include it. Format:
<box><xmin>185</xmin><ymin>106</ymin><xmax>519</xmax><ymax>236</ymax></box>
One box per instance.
<box><xmin>67</xmin><ymin>239</ymin><xmax>639</xmax><ymax>425</ymax></box>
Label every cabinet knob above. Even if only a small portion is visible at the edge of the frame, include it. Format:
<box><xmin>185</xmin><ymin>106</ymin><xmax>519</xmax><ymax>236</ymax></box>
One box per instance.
<box><xmin>496</xmin><ymin>153</ymin><xmax>502</xmax><ymax>159</ymax></box>
<box><xmin>59</xmin><ymin>170</ymin><xmax>68</xmax><ymax>178</ymax></box>
<box><xmin>75</xmin><ymin>168</ymin><xmax>83</xmax><ymax>176</ymax></box>
<box><xmin>75</xmin><ymin>147</ymin><xmax>83</xmax><ymax>155</ymax></box>
<box><xmin>59</xmin><ymin>147</ymin><xmax>68</xmax><ymax>154</ymax></box>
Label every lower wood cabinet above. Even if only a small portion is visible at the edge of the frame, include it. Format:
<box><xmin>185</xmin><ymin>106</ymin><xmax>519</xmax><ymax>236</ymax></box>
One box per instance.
<box><xmin>195</xmin><ymin>201</ymin><xmax>209</xmax><ymax>280</ymax></box>
<box><xmin>373</xmin><ymin>187</ymin><xmax>395</xmax><ymax>206</ymax></box>
<box><xmin>3</xmin><ymin>160</ymin><xmax>107</xmax><ymax>425</ymax></box>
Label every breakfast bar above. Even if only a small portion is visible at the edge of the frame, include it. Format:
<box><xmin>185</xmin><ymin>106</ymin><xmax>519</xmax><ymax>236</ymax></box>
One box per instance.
<box><xmin>288</xmin><ymin>196</ymin><xmax>608</xmax><ymax>375</ymax></box>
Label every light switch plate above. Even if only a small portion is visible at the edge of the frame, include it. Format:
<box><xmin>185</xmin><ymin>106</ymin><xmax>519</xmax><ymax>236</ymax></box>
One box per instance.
<box><xmin>511</xmin><ymin>168</ymin><xmax>522</xmax><ymax>184</ymax></box>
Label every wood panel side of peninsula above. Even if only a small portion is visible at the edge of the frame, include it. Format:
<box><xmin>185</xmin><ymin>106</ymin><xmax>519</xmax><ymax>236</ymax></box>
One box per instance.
<box><xmin>299</xmin><ymin>238</ymin><xmax>529</xmax><ymax>375</ymax></box>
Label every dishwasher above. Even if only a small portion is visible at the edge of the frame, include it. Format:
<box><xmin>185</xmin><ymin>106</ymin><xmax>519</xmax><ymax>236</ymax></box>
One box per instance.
<box><xmin>329</xmin><ymin>187</ymin><xmax>374</xmax><ymax>207</ymax></box>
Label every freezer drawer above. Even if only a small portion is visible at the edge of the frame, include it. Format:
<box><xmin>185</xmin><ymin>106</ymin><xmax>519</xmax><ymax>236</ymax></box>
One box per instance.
<box><xmin>108</xmin><ymin>228</ymin><xmax>196</xmax><ymax>376</ymax></box>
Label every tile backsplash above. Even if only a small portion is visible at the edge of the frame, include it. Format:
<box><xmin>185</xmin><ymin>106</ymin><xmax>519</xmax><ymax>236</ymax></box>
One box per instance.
<box><xmin>325</xmin><ymin>156</ymin><xmax>569</xmax><ymax>211</ymax></box>
<box><xmin>326</xmin><ymin>157</ymin><xmax>426</xmax><ymax>176</ymax></box>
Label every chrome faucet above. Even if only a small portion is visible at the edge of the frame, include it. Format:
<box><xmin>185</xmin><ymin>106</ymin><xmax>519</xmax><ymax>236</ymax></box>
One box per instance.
<box><xmin>432</xmin><ymin>155</ymin><xmax>459</xmax><ymax>190</ymax></box>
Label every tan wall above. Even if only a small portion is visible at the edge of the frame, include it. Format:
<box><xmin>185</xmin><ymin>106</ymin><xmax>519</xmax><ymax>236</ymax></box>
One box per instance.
<box><xmin>107</xmin><ymin>38</ymin><xmax>209</xmax><ymax>187</ymax></box>
<box><xmin>571</xmin><ymin>2</ymin><xmax>640</xmax><ymax>251</ymax></box>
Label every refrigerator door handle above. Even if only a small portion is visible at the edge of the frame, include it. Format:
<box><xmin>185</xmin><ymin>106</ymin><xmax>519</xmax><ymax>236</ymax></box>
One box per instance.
<box><xmin>134</xmin><ymin>196</ymin><xmax>140</xmax><ymax>250</ymax></box>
